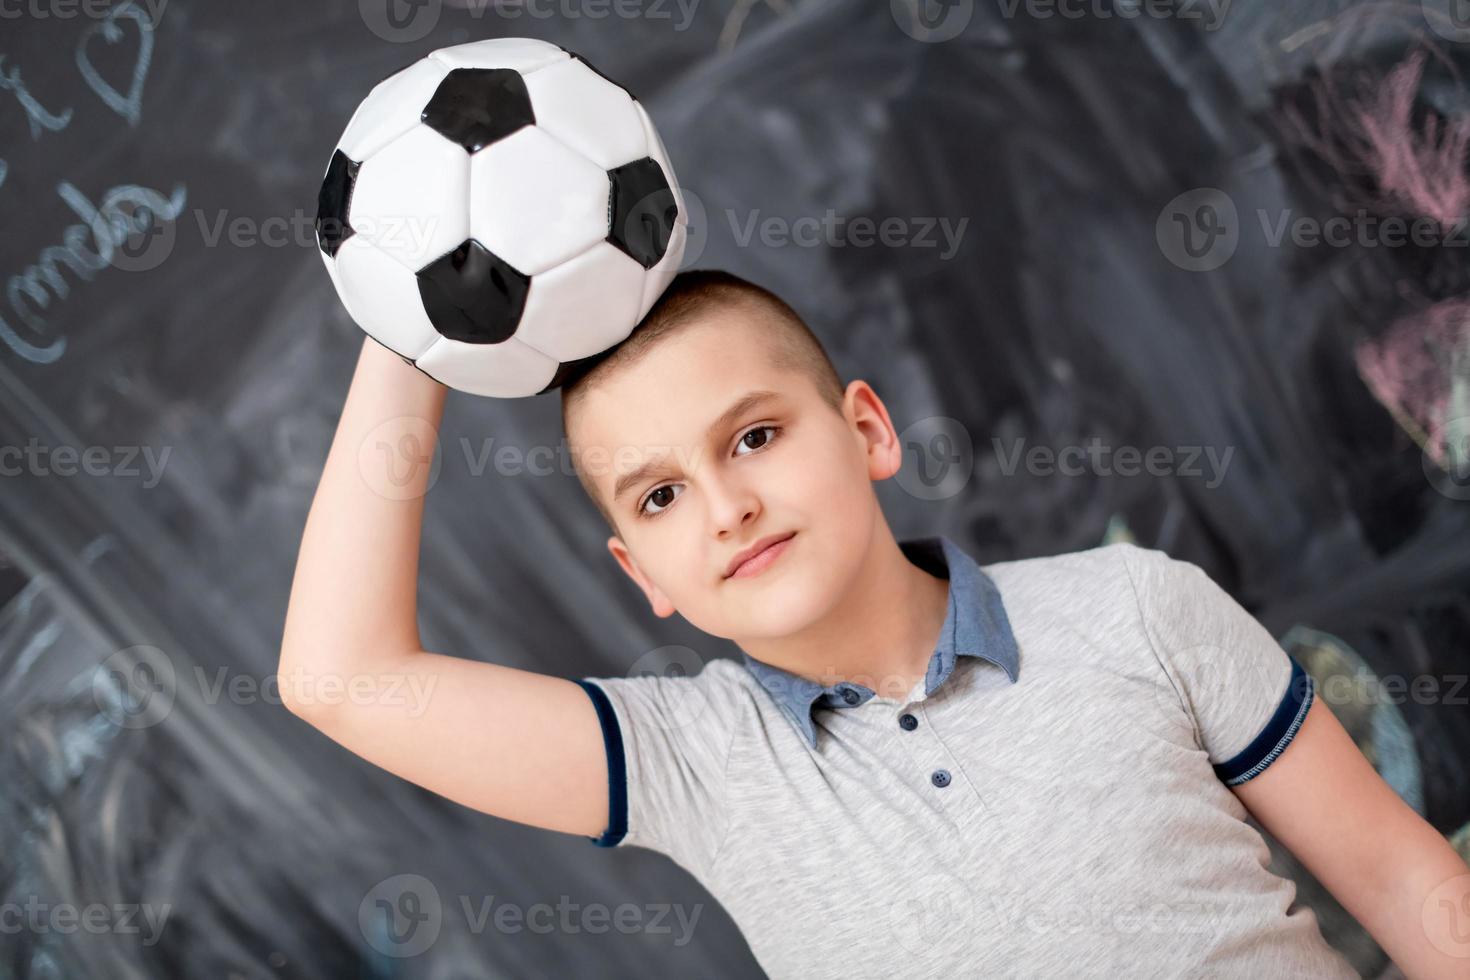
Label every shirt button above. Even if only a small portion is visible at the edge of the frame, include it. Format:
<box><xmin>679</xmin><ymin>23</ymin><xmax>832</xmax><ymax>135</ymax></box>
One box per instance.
<box><xmin>931</xmin><ymin>768</ymin><xmax>951</xmax><ymax>788</ymax></box>
<box><xmin>842</xmin><ymin>688</ymin><xmax>861</xmax><ymax>705</ymax></box>
<box><xmin>898</xmin><ymin>713</ymin><xmax>918</xmax><ymax>731</ymax></box>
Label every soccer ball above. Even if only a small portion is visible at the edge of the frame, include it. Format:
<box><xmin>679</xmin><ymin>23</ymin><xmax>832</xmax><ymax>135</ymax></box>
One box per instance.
<box><xmin>314</xmin><ymin>37</ymin><xmax>688</xmax><ymax>398</ymax></box>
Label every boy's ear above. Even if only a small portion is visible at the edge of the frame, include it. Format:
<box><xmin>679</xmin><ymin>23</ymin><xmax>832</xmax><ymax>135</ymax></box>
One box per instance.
<box><xmin>606</xmin><ymin>536</ymin><xmax>676</xmax><ymax>618</ymax></box>
<box><xmin>844</xmin><ymin>380</ymin><xmax>903</xmax><ymax>482</ymax></box>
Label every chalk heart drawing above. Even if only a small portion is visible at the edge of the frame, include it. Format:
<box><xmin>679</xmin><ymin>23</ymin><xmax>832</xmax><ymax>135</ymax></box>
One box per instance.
<box><xmin>76</xmin><ymin>0</ymin><xmax>155</xmax><ymax>128</ymax></box>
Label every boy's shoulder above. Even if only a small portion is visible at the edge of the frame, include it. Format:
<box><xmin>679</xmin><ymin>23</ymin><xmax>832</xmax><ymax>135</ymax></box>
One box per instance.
<box><xmin>586</xmin><ymin>654</ymin><xmax>762</xmax><ymax>723</ymax></box>
<box><xmin>977</xmin><ymin>540</ymin><xmax>1224</xmax><ymax>649</ymax></box>
<box><xmin>981</xmin><ymin>538</ymin><xmax>1146</xmax><ymax>574</ymax></box>
<box><xmin>979</xmin><ymin>539</ymin><xmax>1148</xmax><ymax>605</ymax></box>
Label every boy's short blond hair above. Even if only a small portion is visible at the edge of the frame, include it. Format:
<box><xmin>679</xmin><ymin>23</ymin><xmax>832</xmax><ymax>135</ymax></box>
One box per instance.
<box><xmin>559</xmin><ymin>269</ymin><xmax>845</xmax><ymax>532</ymax></box>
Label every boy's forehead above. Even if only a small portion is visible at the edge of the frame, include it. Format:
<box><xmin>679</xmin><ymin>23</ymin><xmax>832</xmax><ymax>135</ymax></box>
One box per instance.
<box><xmin>586</xmin><ymin>357</ymin><xmax>782</xmax><ymax>454</ymax></box>
<box><xmin>582</xmin><ymin>316</ymin><xmax>782</xmax><ymax>445</ymax></box>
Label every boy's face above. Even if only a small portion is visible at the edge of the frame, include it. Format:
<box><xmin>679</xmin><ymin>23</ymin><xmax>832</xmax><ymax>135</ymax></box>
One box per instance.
<box><xmin>572</xmin><ymin>309</ymin><xmax>903</xmax><ymax>644</ymax></box>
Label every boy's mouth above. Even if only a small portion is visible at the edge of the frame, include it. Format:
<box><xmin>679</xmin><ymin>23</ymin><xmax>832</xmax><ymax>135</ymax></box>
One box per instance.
<box><xmin>724</xmin><ymin>531</ymin><xmax>797</xmax><ymax>580</ymax></box>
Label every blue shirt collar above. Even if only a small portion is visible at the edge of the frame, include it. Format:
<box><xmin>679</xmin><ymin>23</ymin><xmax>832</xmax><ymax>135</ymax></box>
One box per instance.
<box><xmin>739</xmin><ymin>535</ymin><xmax>1020</xmax><ymax>749</ymax></box>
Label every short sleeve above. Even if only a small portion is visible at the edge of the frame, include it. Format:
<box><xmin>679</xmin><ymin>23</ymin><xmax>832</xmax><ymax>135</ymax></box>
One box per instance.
<box><xmin>573</xmin><ymin>657</ymin><xmax>742</xmax><ymax>875</ymax></box>
<box><xmin>1118</xmin><ymin>543</ymin><xmax>1314</xmax><ymax>787</ymax></box>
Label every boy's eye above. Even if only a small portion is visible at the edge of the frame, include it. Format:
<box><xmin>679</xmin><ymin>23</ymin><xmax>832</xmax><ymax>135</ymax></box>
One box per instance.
<box><xmin>735</xmin><ymin>425</ymin><xmax>776</xmax><ymax>454</ymax></box>
<box><xmin>640</xmin><ymin>483</ymin><xmax>681</xmax><ymax>517</ymax></box>
<box><xmin>637</xmin><ymin>424</ymin><xmax>782</xmax><ymax>519</ymax></box>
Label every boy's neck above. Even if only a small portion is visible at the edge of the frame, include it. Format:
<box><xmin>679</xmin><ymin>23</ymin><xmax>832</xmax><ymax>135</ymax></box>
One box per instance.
<box><xmin>737</xmin><ymin>524</ymin><xmax>951</xmax><ymax>702</ymax></box>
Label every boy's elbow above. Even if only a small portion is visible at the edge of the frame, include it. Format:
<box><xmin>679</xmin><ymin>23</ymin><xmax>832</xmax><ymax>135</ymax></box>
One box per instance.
<box><xmin>277</xmin><ymin>677</ymin><xmax>315</xmax><ymax>720</ymax></box>
<box><xmin>275</xmin><ymin>642</ymin><xmax>409</xmax><ymax>722</ymax></box>
<box><xmin>275</xmin><ymin>648</ymin><xmax>330</xmax><ymax>722</ymax></box>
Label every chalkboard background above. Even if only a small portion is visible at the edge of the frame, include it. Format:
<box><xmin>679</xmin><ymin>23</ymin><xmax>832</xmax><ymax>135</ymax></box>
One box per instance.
<box><xmin>2</xmin><ymin>0</ymin><xmax>1468</xmax><ymax>976</ymax></box>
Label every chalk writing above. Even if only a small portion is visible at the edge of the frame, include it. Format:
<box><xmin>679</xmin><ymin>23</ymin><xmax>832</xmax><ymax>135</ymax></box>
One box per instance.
<box><xmin>0</xmin><ymin>53</ymin><xmax>74</xmax><ymax>137</ymax></box>
<box><xmin>1</xmin><ymin>180</ymin><xmax>187</xmax><ymax>363</ymax></box>
<box><xmin>1</xmin><ymin>0</ymin><xmax>177</xmax><ymax>364</ymax></box>
<box><xmin>76</xmin><ymin>0</ymin><xmax>154</xmax><ymax>127</ymax></box>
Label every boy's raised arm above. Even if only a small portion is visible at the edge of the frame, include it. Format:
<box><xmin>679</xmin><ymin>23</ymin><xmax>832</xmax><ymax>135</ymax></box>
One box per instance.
<box><xmin>276</xmin><ymin>336</ymin><xmax>613</xmax><ymax>840</ymax></box>
<box><xmin>279</xmin><ymin>337</ymin><xmax>445</xmax><ymax>668</ymax></box>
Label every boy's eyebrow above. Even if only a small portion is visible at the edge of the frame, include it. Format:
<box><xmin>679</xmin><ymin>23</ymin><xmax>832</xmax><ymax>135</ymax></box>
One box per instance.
<box><xmin>610</xmin><ymin>389</ymin><xmax>784</xmax><ymax>504</ymax></box>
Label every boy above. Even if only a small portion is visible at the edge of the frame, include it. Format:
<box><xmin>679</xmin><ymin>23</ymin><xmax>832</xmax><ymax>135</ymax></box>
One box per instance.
<box><xmin>278</xmin><ymin>270</ymin><xmax>1470</xmax><ymax>977</ymax></box>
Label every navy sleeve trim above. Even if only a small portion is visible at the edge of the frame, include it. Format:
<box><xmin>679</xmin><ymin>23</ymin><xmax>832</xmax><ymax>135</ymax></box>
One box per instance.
<box><xmin>1213</xmin><ymin>655</ymin><xmax>1314</xmax><ymax>787</ymax></box>
<box><xmin>574</xmin><ymin>679</ymin><xmax>628</xmax><ymax>847</ymax></box>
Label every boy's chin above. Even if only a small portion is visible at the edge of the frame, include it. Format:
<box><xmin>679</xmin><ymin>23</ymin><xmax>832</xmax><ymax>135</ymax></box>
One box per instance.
<box><xmin>721</xmin><ymin>582</ymin><xmax>830</xmax><ymax>639</ymax></box>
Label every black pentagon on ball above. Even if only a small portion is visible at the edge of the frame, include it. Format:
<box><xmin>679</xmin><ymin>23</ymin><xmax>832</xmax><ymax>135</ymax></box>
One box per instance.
<box><xmin>417</xmin><ymin>239</ymin><xmax>531</xmax><ymax>345</ymax></box>
<box><xmin>607</xmin><ymin>157</ymin><xmax>678</xmax><ymax>270</ymax></box>
<box><xmin>421</xmin><ymin>68</ymin><xmax>535</xmax><ymax>153</ymax></box>
<box><xmin>316</xmin><ymin>149</ymin><xmax>361</xmax><ymax>257</ymax></box>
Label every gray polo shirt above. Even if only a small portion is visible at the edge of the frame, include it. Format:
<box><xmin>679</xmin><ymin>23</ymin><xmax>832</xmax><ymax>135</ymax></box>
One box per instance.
<box><xmin>575</xmin><ymin>537</ymin><xmax>1358</xmax><ymax>978</ymax></box>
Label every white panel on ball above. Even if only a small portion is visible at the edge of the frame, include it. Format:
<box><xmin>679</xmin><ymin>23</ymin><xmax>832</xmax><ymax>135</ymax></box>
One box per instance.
<box><xmin>515</xmin><ymin>242</ymin><xmax>647</xmax><ymax>362</ymax></box>
<box><xmin>467</xmin><ymin>126</ymin><xmax>611</xmax><ymax>277</ymax></box>
<box><xmin>334</xmin><ymin>236</ymin><xmax>440</xmax><ymax>359</ymax></box>
<box><xmin>428</xmin><ymin>37</ymin><xmax>569</xmax><ymax>74</ymax></box>
<box><xmin>416</xmin><ymin>336</ymin><xmax>561</xmax><ymax>399</ymax></box>
<box><xmin>350</xmin><ymin>126</ymin><xmax>471</xmax><ymax>272</ymax></box>
<box><xmin>338</xmin><ymin>59</ymin><xmax>450</xmax><ymax>161</ymax></box>
<box><xmin>319</xmin><ymin>248</ymin><xmax>360</xmax><ymax>324</ymax></box>
<box><xmin>522</xmin><ymin>58</ymin><xmax>647</xmax><ymax>171</ymax></box>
